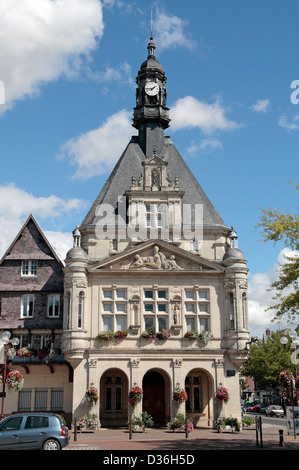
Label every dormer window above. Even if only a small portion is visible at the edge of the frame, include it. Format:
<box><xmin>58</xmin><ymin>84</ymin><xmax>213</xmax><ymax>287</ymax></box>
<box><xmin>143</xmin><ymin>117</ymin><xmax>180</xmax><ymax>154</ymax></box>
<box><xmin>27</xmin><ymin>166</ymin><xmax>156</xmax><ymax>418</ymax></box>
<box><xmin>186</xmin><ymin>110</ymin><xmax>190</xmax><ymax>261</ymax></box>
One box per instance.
<box><xmin>145</xmin><ymin>203</ymin><xmax>167</xmax><ymax>228</ymax></box>
<box><xmin>21</xmin><ymin>260</ymin><xmax>37</xmax><ymax>277</ymax></box>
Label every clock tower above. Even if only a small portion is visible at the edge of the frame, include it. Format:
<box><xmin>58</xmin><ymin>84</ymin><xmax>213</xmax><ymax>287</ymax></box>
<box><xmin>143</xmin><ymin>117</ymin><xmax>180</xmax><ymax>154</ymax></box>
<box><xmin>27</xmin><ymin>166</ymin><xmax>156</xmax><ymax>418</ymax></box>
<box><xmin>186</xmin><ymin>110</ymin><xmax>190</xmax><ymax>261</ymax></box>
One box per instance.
<box><xmin>133</xmin><ymin>36</ymin><xmax>170</xmax><ymax>156</ymax></box>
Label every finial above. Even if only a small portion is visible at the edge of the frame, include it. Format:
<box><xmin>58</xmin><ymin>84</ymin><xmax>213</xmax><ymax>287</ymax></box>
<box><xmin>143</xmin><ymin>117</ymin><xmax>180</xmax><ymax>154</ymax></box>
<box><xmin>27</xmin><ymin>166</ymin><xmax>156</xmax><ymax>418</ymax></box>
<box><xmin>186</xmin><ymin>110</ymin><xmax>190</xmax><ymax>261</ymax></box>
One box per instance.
<box><xmin>147</xmin><ymin>10</ymin><xmax>156</xmax><ymax>58</ymax></box>
<box><xmin>150</xmin><ymin>9</ymin><xmax>153</xmax><ymax>39</ymax></box>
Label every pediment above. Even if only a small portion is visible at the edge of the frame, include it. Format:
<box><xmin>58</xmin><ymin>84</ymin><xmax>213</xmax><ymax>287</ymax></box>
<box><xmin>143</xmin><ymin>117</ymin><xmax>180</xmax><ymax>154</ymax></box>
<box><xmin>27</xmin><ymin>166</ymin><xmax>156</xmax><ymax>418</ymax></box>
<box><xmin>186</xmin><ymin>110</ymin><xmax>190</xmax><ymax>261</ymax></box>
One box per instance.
<box><xmin>89</xmin><ymin>240</ymin><xmax>224</xmax><ymax>273</ymax></box>
<box><xmin>142</xmin><ymin>154</ymin><xmax>167</xmax><ymax>167</ymax></box>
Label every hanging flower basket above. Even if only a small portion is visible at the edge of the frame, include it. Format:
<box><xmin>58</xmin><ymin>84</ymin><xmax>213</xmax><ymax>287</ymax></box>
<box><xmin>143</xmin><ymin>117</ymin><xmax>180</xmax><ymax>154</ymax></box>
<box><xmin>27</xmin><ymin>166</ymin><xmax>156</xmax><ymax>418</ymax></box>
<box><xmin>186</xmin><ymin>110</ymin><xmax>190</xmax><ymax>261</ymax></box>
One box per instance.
<box><xmin>173</xmin><ymin>387</ymin><xmax>188</xmax><ymax>403</ymax></box>
<box><xmin>6</xmin><ymin>370</ymin><xmax>24</xmax><ymax>392</ymax></box>
<box><xmin>215</xmin><ymin>386</ymin><xmax>229</xmax><ymax>403</ymax></box>
<box><xmin>279</xmin><ymin>370</ymin><xmax>292</xmax><ymax>389</ymax></box>
<box><xmin>6</xmin><ymin>348</ymin><xmax>16</xmax><ymax>362</ymax></box>
<box><xmin>85</xmin><ymin>386</ymin><xmax>99</xmax><ymax>403</ymax></box>
<box><xmin>129</xmin><ymin>386</ymin><xmax>143</xmax><ymax>406</ymax></box>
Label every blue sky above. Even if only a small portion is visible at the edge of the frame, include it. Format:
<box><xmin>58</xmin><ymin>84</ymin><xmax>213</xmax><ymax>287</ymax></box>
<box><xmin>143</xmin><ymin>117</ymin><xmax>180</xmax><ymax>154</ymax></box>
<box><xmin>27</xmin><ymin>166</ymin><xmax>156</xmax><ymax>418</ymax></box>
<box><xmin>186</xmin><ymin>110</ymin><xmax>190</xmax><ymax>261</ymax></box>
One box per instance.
<box><xmin>0</xmin><ymin>0</ymin><xmax>298</xmax><ymax>336</ymax></box>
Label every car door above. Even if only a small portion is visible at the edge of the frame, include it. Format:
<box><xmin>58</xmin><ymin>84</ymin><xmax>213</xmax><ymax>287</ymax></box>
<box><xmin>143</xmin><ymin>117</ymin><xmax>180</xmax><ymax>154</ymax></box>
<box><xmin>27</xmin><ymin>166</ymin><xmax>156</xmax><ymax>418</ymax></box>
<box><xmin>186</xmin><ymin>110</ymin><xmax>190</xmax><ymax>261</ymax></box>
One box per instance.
<box><xmin>0</xmin><ymin>416</ymin><xmax>23</xmax><ymax>449</ymax></box>
<box><xmin>19</xmin><ymin>415</ymin><xmax>50</xmax><ymax>449</ymax></box>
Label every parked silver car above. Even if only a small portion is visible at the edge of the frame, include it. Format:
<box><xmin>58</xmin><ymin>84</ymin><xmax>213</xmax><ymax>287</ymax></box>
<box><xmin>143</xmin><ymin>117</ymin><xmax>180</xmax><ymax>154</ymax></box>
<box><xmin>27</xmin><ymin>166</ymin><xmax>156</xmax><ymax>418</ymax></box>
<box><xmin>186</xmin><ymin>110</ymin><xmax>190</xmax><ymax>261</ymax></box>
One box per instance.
<box><xmin>265</xmin><ymin>405</ymin><xmax>284</xmax><ymax>417</ymax></box>
<box><xmin>0</xmin><ymin>413</ymin><xmax>70</xmax><ymax>450</ymax></box>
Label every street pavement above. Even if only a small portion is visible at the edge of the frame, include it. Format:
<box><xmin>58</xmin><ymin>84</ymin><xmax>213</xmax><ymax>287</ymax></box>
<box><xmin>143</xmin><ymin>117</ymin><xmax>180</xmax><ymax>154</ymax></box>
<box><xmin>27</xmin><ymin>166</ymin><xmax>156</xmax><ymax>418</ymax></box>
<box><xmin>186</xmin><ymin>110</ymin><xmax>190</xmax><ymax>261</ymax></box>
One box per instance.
<box><xmin>64</xmin><ymin>422</ymin><xmax>299</xmax><ymax>452</ymax></box>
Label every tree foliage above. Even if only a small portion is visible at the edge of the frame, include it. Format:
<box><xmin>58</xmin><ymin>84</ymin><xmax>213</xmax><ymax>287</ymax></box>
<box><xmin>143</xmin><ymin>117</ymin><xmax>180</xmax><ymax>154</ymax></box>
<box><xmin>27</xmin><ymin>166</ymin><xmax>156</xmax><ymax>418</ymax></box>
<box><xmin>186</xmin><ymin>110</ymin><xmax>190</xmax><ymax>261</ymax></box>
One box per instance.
<box><xmin>241</xmin><ymin>331</ymin><xmax>293</xmax><ymax>387</ymax></box>
<box><xmin>256</xmin><ymin>181</ymin><xmax>299</xmax><ymax>320</ymax></box>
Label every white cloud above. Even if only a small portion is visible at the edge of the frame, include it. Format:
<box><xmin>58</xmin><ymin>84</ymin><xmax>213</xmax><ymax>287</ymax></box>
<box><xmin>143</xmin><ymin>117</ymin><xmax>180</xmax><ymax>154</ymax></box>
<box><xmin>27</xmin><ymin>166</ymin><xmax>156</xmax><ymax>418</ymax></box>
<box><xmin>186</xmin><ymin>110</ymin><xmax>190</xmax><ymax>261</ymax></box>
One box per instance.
<box><xmin>0</xmin><ymin>183</ymin><xmax>85</xmax><ymax>260</ymax></box>
<box><xmin>187</xmin><ymin>138</ymin><xmax>222</xmax><ymax>156</ymax></box>
<box><xmin>92</xmin><ymin>62</ymin><xmax>134</xmax><ymax>88</ymax></box>
<box><xmin>0</xmin><ymin>0</ymin><xmax>104</xmax><ymax>111</ymax></box>
<box><xmin>154</xmin><ymin>8</ymin><xmax>195</xmax><ymax>50</ymax></box>
<box><xmin>251</xmin><ymin>99</ymin><xmax>270</xmax><ymax>113</ymax></box>
<box><xmin>278</xmin><ymin>114</ymin><xmax>299</xmax><ymax>132</ymax></box>
<box><xmin>248</xmin><ymin>248</ymin><xmax>298</xmax><ymax>337</ymax></box>
<box><xmin>58</xmin><ymin>109</ymin><xmax>135</xmax><ymax>180</ymax></box>
<box><xmin>44</xmin><ymin>230</ymin><xmax>73</xmax><ymax>262</ymax></box>
<box><xmin>170</xmin><ymin>96</ymin><xmax>240</xmax><ymax>134</ymax></box>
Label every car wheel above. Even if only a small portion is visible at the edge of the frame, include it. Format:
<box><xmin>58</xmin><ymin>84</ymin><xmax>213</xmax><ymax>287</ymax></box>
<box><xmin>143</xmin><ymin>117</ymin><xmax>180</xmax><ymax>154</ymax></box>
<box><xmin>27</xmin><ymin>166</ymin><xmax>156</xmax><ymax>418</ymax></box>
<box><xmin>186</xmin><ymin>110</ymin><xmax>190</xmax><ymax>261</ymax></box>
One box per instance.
<box><xmin>42</xmin><ymin>438</ymin><xmax>61</xmax><ymax>450</ymax></box>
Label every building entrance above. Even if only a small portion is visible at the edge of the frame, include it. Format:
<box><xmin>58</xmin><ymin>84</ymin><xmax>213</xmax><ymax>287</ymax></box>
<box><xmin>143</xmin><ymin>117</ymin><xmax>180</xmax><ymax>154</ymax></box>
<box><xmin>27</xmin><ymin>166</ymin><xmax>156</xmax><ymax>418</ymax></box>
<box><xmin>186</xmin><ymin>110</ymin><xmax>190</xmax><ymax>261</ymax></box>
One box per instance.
<box><xmin>142</xmin><ymin>370</ymin><xmax>165</xmax><ymax>425</ymax></box>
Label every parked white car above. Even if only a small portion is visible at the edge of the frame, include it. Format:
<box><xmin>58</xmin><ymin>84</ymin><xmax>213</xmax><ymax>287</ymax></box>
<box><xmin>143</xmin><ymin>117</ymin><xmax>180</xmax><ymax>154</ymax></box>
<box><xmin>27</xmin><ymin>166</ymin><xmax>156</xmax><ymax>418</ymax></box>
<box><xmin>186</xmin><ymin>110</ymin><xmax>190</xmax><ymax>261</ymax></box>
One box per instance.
<box><xmin>265</xmin><ymin>405</ymin><xmax>284</xmax><ymax>417</ymax></box>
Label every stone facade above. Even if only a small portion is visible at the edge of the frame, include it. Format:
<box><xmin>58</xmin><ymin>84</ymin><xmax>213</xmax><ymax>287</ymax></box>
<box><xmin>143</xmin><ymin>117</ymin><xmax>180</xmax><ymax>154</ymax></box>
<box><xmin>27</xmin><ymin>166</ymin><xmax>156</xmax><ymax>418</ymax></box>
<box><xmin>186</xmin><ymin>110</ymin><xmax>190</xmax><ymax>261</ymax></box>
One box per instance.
<box><xmin>62</xmin><ymin>38</ymin><xmax>250</xmax><ymax>428</ymax></box>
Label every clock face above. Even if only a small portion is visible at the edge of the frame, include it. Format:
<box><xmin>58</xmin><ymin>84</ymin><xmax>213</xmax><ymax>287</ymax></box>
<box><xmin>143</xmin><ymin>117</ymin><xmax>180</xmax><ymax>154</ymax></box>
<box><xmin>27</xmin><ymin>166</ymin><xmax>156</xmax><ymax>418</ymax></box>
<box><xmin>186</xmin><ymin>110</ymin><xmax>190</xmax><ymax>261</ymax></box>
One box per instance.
<box><xmin>145</xmin><ymin>82</ymin><xmax>159</xmax><ymax>96</ymax></box>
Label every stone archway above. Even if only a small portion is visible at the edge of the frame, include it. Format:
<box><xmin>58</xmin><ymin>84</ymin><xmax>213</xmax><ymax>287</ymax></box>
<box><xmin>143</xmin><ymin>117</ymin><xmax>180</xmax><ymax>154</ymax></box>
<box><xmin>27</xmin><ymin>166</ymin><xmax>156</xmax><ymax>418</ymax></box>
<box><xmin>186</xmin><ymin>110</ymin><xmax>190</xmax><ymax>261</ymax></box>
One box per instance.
<box><xmin>185</xmin><ymin>368</ymin><xmax>214</xmax><ymax>428</ymax></box>
<box><xmin>142</xmin><ymin>369</ymin><xmax>170</xmax><ymax>426</ymax></box>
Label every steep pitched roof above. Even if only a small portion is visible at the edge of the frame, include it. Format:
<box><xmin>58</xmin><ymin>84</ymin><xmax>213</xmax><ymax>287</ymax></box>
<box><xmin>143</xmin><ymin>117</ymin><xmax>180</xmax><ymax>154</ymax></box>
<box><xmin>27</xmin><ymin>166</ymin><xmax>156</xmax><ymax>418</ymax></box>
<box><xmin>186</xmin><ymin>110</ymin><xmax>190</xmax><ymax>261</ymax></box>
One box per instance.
<box><xmin>0</xmin><ymin>214</ymin><xmax>62</xmax><ymax>264</ymax></box>
<box><xmin>81</xmin><ymin>135</ymin><xmax>227</xmax><ymax>230</ymax></box>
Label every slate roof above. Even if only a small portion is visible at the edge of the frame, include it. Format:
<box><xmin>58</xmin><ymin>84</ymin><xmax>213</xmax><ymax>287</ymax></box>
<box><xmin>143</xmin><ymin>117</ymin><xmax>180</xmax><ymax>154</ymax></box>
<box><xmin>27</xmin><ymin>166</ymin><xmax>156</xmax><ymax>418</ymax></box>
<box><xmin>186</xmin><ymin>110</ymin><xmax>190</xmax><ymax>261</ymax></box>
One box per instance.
<box><xmin>81</xmin><ymin>135</ymin><xmax>227</xmax><ymax>231</ymax></box>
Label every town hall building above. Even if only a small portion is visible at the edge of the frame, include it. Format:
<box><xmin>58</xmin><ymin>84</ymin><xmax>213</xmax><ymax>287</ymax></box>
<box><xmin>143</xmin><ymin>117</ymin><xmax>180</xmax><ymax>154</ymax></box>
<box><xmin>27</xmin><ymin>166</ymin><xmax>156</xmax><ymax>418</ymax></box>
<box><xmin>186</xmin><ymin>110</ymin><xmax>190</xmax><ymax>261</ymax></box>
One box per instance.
<box><xmin>62</xmin><ymin>36</ymin><xmax>250</xmax><ymax>428</ymax></box>
<box><xmin>0</xmin><ymin>37</ymin><xmax>249</xmax><ymax>429</ymax></box>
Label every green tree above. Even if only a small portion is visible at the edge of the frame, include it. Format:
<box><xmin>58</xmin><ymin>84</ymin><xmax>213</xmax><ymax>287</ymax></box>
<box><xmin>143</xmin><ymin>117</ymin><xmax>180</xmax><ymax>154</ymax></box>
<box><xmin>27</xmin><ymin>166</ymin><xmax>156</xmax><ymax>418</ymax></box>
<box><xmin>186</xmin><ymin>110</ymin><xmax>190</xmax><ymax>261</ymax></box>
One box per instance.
<box><xmin>256</xmin><ymin>181</ymin><xmax>299</xmax><ymax>321</ymax></box>
<box><xmin>241</xmin><ymin>331</ymin><xmax>293</xmax><ymax>387</ymax></box>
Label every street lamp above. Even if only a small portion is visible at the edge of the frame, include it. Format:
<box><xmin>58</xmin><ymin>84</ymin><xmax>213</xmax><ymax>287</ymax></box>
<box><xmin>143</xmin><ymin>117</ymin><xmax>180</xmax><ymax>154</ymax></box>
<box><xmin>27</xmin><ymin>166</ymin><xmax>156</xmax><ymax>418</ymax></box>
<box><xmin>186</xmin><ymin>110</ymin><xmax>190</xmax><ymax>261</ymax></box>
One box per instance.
<box><xmin>0</xmin><ymin>331</ymin><xmax>20</xmax><ymax>420</ymax></box>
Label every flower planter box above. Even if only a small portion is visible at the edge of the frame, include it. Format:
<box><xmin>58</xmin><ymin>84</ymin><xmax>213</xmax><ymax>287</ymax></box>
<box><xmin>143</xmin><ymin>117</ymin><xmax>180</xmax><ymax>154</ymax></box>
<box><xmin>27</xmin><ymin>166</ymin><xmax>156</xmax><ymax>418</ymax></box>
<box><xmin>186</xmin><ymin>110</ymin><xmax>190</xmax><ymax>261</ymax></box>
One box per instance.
<box><xmin>217</xmin><ymin>424</ymin><xmax>236</xmax><ymax>433</ymax></box>
<box><xmin>77</xmin><ymin>427</ymin><xmax>96</xmax><ymax>433</ymax></box>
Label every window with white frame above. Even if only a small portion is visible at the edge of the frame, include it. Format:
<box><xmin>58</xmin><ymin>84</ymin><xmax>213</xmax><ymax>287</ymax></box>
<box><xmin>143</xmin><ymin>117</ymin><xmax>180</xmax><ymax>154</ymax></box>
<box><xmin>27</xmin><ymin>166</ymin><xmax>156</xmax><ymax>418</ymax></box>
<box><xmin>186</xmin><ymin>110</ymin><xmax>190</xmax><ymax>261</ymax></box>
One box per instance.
<box><xmin>31</xmin><ymin>333</ymin><xmax>52</xmax><ymax>350</ymax></box>
<box><xmin>184</xmin><ymin>289</ymin><xmax>210</xmax><ymax>333</ymax></box>
<box><xmin>78</xmin><ymin>291</ymin><xmax>84</xmax><ymax>328</ymax></box>
<box><xmin>21</xmin><ymin>260</ymin><xmax>37</xmax><ymax>276</ymax></box>
<box><xmin>21</xmin><ymin>294</ymin><xmax>34</xmax><ymax>317</ymax></box>
<box><xmin>101</xmin><ymin>288</ymin><xmax>127</xmax><ymax>332</ymax></box>
<box><xmin>47</xmin><ymin>294</ymin><xmax>60</xmax><ymax>317</ymax></box>
<box><xmin>143</xmin><ymin>288</ymin><xmax>168</xmax><ymax>331</ymax></box>
<box><xmin>145</xmin><ymin>203</ymin><xmax>167</xmax><ymax>228</ymax></box>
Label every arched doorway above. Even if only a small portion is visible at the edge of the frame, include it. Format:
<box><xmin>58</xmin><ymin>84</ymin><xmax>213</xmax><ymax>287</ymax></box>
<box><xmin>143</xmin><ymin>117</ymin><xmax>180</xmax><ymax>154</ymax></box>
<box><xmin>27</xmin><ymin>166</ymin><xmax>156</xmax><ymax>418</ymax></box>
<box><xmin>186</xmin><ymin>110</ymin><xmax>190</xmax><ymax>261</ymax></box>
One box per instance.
<box><xmin>142</xmin><ymin>370</ymin><xmax>166</xmax><ymax>426</ymax></box>
<box><xmin>185</xmin><ymin>368</ymin><xmax>213</xmax><ymax>428</ymax></box>
<box><xmin>100</xmin><ymin>368</ymin><xmax>128</xmax><ymax>427</ymax></box>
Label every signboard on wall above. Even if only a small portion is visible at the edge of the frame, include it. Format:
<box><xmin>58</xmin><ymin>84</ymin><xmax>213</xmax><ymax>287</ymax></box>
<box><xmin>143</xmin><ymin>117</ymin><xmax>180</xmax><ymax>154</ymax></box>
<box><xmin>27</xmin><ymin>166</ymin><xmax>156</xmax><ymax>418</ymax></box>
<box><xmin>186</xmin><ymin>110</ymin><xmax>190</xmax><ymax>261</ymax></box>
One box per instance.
<box><xmin>286</xmin><ymin>406</ymin><xmax>299</xmax><ymax>435</ymax></box>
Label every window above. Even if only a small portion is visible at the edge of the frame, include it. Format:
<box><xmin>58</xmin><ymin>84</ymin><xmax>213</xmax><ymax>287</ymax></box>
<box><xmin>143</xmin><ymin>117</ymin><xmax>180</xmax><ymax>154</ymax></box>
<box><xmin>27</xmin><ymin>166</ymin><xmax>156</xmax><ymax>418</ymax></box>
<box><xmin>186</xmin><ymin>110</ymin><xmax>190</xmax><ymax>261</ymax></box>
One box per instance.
<box><xmin>104</xmin><ymin>376</ymin><xmax>123</xmax><ymax>413</ymax></box>
<box><xmin>25</xmin><ymin>416</ymin><xmax>49</xmax><ymax>429</ymax></box>
<box><xmin>242</xmin><ymin>293</ymin><xmax>247</xmax><ymax>329</ymax></box>
<box><xmin>47</xmin><ymin>294</ymin><xmax>60</xmax><ymax>317</ymax></box>
<box><xmin>21</xmin><ymin>260</ymin><xmax>37</xmax><ymax>276</ymax></box>
<box><xmin>0</xmin><ymin>416</ymin><xmax>23</xmax><ymax>432</ymax></box>
<box><xmin>51</xmin><ymin>389</ymin><xmax>63</xmax><ymax>411</ymax></box>
<box><xmin>184</xmin><ymin>288</ymin><xmax>210</xmax><ymax>333</ymax></box>
<box><xmin>18</xmin><ymin>389</ymin><xmax>63</xmax><ymax>413</ymax></box>
<box><xmin>66</xmin><ymin>292</ymin><xmax>71</xmax><ymax>329</ymax></box>
<box><xmin>145</xmin><ymin>204</ymin><xmax>167</xmax><ymax>228</ymax></box>
<box><xmin>21</xmin><ymin>294</ymin><xmax>34</xmax><ymax>317</ymax></box>
<box><xmin>32</xmin><ymin>334</ymin><xmax>51</xmax><ymax>350</ymax></box>
<box><xmin>185</xmin><ymin>373</ymin><xmax>202</xmax><ymax>413</ymax></box>
<box><xmin>34</xmin><ymin>389</ymin><xmax>48</xmax><ymax>411</ymax></box>
<box><xmin>143</xmin><ymin>288</ymin><xmax>168</xmax><ymax>331</ymax></box>
<box><xmin>78</xmin><ymin>292</ymin><xmax>84</xmax><ymax>328</ymax></box>
<box><xmin>228</xmin><ymin>293</ymin><xmax>235</xmax><ymax>329</ymax></box>
<box><xmin>18</xmin><ymin>389</ymin><xmax>32</xmax><ymax>412</ymax></box>
<box><xmin>101</xmin><ymin>288</ymin><xmax>127</xmax><ymax>332</ymax></box>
